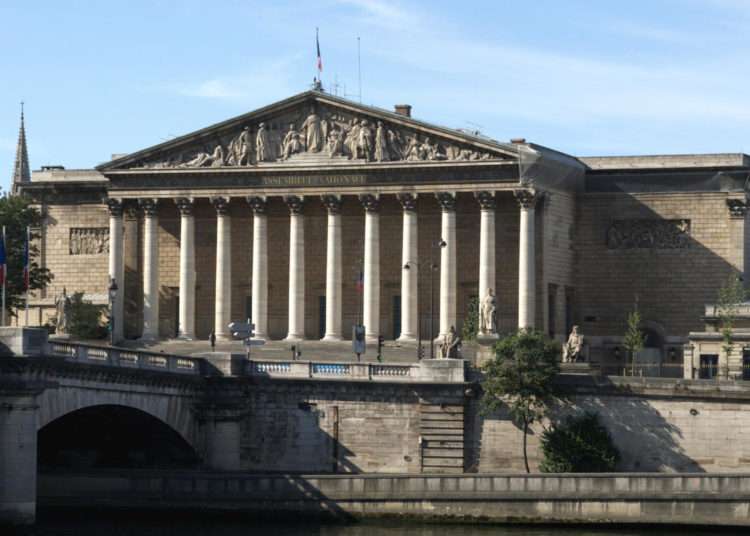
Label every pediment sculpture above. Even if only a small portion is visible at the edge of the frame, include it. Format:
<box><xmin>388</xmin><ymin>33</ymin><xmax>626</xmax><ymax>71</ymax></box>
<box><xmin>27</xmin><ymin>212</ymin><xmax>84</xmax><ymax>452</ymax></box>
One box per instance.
<box><xmin>131</xmin><ymin>103</ymin><xmax>502</xmax><ymax>169</ymax></box>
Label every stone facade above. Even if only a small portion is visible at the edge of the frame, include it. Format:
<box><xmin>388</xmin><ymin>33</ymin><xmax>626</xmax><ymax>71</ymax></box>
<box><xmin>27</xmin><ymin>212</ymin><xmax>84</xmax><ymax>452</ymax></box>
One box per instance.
<box><xmin>14</xmin><ymin>91</ymin><xmax>750</xmax><ymax>376</ymax></box>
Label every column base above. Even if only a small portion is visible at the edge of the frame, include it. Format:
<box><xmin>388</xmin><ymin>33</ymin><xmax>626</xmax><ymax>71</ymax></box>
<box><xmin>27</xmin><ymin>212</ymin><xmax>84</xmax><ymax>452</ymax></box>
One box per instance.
<box><xmin>323</xmin><ymin>333</ymin><xmax>343</xmax><ymax>341</ymax></box>
<box><xmin>176</xmin><ymin>333</ymin><xmax>194</xmax><ymax>341</ymax></box>
<box><xmin>397</xmin><ymin>333</ymin><xmax>417</xmax><ymax>342</ymax></box>
<box><xmin>284</xmin><ymin>334</ymin><xmax>305</xmax><ymax>341</ymax></box>
<box><xmin>140</xmin><ymin>331</ymin><xmax>159</xmax><ymax>341</ymax></box>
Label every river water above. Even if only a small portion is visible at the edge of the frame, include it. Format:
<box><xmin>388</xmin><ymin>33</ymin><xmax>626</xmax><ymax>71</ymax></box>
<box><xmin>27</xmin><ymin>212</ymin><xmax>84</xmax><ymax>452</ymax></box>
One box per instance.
<box><xmin>25</xmin><ymin>518</ymin><xmax>740</xmax><ymax>536</ymax></box>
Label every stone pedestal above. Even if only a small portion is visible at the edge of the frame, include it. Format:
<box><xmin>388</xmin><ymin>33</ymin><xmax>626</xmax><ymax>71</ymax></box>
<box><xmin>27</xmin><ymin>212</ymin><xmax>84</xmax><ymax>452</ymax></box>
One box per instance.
<box><xmin>475</xmin><ymin>333</ymin><xmax>500</xmax><ymax>369</ymax></box>
<box><xmin>0</xmin><ymin>327</ymin><xmax>51</xmax><ymax>357</ymax></box>
<box><xmin>192</xmin><ymin>352</ymin><xmax>247</xmax><ymax>376</ymax></box>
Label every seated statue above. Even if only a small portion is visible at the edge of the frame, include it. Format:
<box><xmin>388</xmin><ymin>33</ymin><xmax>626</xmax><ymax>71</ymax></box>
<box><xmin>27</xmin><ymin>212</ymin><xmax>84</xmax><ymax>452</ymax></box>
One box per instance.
<box><xmin>562</xmin><ymin>325</ymin><xmax>584</xmax><ymax>362</ymax></box>
<box><xmin>440</xmin><ymin>326</ymin><xmax>462</xmax><ymax>358</ymax></box>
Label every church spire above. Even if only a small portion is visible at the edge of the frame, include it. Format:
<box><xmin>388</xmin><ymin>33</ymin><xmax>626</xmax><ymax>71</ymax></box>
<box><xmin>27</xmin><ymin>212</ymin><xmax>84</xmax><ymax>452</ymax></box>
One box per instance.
<box><xmin>11</xmin><ymin>101</ymin><xmax>31</xmax><ymax>194</ymax></box>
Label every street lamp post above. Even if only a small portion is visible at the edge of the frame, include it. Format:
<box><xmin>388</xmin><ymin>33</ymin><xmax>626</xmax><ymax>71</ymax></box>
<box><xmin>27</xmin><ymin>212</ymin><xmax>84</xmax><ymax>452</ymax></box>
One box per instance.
<box><xmin>405</xmin><ymin>239</ymin><xmax>446</xmax><ymax>360</ymax></box>
<box><xmin>108</xmin><ymin>277</ymin><xmax>118</xmax><ymax>346</ymax></box>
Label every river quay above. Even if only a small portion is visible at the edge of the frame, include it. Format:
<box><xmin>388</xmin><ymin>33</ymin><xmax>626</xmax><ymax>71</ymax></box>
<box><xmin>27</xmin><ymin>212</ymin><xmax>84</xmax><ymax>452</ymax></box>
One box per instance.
<box><xmin>37</xmin><ymin>471</ymin><xmax>750</xmax><ymax>527</ymax></box>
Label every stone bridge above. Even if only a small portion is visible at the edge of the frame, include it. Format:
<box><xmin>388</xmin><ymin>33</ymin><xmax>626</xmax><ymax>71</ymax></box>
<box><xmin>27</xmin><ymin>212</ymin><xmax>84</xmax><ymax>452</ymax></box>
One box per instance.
<box><xmin>0</xmin><ymin>327</ymin><xmax>468</xmax><ymax>525</ymax></box>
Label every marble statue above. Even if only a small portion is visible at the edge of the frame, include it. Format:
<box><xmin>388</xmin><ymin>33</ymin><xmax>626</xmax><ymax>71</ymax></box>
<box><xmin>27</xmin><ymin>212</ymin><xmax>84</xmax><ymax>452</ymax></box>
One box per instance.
<box><xmin>302</xmin><ymin>106</ymin><xmax>323</xmax><ymax>153</ymax></box>
<box><xmin>374</xmin><ymin>121</ymin><xmax>390</xmax><ymax>162</ymax></box>
<box><xmin>256</xmin><ymin>122</ymin><xmax>272</xmax><ymax>162</ymax></box>
<box><xmin>282</xmin><ymin>124</ymin><xmax>303</xmax><ymax>159</ymax></box>
<box><xmin>55</xmin><ymin>288</ymin><xmax>72</xmax><ymax>335</ymax></box>
<box><xmin>562</xmin><ymin>325</ymin><xmax>584</xmax><ymax>362</ymax></box>
<box><xmin>440</xmin><ymin>326</ymin><xmax>461</xmax><ymax>358</ymax></box>
<box><xmin>480</xmin><ymin>288</ymin><xmax>498</xmax><ymax>334</ymax></box>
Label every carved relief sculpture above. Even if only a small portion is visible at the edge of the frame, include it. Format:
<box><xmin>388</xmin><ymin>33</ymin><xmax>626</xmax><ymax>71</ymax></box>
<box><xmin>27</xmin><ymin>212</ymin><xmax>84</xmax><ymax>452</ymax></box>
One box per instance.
<box><xmin>132</xmin><ymin>101</ymin><xmax>502</xmax><ymax>169</ymax></box>
<box><xmin>69</xmin><ymin>228</ymin><xmax>109</xmax><ymax>255</ymax></box>
<box><xmin>607</xmin><ymin>219</ymin><xmax>690</xmax><ymax>249</ymax></box>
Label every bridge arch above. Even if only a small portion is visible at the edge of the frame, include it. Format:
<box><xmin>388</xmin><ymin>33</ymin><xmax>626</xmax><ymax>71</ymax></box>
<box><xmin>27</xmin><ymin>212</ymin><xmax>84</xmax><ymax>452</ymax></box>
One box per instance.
<box><xmin>37</xmin><ymin>404</ymin><xmax>201</xmax><ymax>469</ymax></box>
<box><xmin>36</xmin><ymin>383</ymin><xmax>197</xmax><ymax>451</ymax></box>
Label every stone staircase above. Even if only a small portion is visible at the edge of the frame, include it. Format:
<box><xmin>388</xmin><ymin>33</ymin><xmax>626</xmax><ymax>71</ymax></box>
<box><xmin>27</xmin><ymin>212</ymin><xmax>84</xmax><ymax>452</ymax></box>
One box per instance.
<box><xmin>419</xmin><ymin>399</ymin><xmax>466</xmax><ymax>473</ymax></box>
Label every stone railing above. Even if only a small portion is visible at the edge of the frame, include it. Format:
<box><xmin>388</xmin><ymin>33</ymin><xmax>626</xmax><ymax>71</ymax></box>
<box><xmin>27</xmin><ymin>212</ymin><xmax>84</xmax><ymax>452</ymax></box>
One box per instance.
<box><xmin>48</xmin><ymin>341</ymin><xmax>201</xmax><ymax>375</ymax></box>
<box><xmin>249</xmin><ymin>360</ymin><xmax>416</xmax><ymax>381</ymax></box>
<box><xmin>248</xmin><ymin>359</ymin><xmax>465</xmax><ymax>383</ymax></box>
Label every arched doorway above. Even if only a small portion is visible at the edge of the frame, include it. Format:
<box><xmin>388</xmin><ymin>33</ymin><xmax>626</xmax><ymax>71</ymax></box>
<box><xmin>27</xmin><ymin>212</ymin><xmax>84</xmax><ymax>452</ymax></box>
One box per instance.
<box><xmin>633</xmin><ymin>324</ymin><xmax>664</xmax><ymax>377</ymax></box>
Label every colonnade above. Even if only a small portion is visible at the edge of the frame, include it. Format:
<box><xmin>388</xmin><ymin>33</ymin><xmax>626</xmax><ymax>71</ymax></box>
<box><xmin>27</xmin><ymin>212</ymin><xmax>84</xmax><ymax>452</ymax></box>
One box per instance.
<box><xmin>106</xmin><ymin>190</ymin><xmax>542</xmax><ymax>344</ymax></box>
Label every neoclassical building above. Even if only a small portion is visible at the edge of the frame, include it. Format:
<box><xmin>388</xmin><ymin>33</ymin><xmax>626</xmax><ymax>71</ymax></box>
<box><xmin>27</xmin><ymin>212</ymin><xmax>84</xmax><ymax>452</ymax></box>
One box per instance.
<box><xmin>13</xmin><ymin>90</ymin><xmax>750</xmax><ymax>373</ymax></box>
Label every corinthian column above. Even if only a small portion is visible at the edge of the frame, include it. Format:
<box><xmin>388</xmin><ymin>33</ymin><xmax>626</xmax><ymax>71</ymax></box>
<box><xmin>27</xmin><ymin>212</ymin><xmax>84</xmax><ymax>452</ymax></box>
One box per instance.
<box><xmin>175</xmin><ymin>197</ymin><xmax>195</xmax><ymax>340</ymax></box>
<box><xmin>211</xmin><ymin>196</ymin><xmax>231</xmax><ymax>340</ymax></box>
<box><xmin>139</xmin><ymin>198</ymin><xmax>159</xmax><ymax>340</ymax></box>
<box><xmin>322</xmin><ymin>195</ymin><xmax>342</xmax><ymax>340</ymax></box>
<box><xmin>106</xmin><ymin>198</ymin><xmax>124</xmax><ymax>341</ymax></box>
<box><xmin>248</xmin><ymin>196</ymin><xmax>268</xmax><ymax>339</ymax></box>
<box><xmin>397</xmin><ymin>193</ymin><xmax>418</xmax><ymax>341</ymax></box>
<box><xmin>476</xmin><ymin>191</ymin><xmax>497</xmax><ymax>333</ymax></box>
<box><xmin>360</xmin><ymin>194</ymin><xmax>380</xmax><ymax>340</ymax></box>
<box><xmin>515</xmin><ymin>190</ymin><xmax>539</xmax><ymax>328</ymax></box>
<box><xmin>285</xmin><ymin>196</ymin><xmax>305</xmax><ymax>341</ymax></box>
<box><xmin>436</xmin><ymin>192</ymin><xmax>457</xmax><ymax>339</ymax></box>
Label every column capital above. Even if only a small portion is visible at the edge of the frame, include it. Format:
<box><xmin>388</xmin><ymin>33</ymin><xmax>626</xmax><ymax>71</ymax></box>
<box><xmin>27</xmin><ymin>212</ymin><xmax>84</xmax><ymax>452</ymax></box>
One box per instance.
<box><xmin>436</xmin><ymin>191</ymin><xmax>457</xmax><ymax>211</ymax></box>
<box><xmin>284</xmin><ymin>195</ymin><xmax>305</xmax><ymax>215</ymax></box>
<box><xmin>514</xmin><ymin>189</ymin><xmax>540</xmax><ymax>210</ymax></box>
<box><xmin>727</xmin><ymin>198</ymin><xmax>748</xmax><ymax>218</ymax></box>
<box><xmin>210</xmin><ymin>196</ymin><xmax>231</xmax><ymax>216</ymax></box>
<box><xmin>139</xmin><ymin>198</ymin><xmax>159</xmax><ymax>217</ymax></box>
<box><xmin>475</xmin><ymin>190</ymin><xmax>497</xmax><ymax>210</ymax></box>
<box><xmin>397</xmin><ymin>193</ymin><xmax>418</xmax><ymax>212</ymax></box>
<box><xmin>124</xmin><ymin>203</ymin><xmax>140</xmax><ymax>220</ymax></box>
<box><xmin>247</xmin><ymin>196</ymin><xmax>267</xmax><ymax>215</ymax></box>
<box><xmin>106</xmin><ymin>198</ymin><xmax>124</xmax><ymax>217</ymax></box>
<box><xmin>174</xmin><ymin>197</ymin><xmax>195</xmax><ymax>216</ymax></box>
<box><xmin>359</xmin><ymin>193</ymin><xmax>380</xmax><ymax>213</ymax></box>
<box><xmin>321</xmin><ymin>194</ymin><xmax>342</xmax><ymax>214</ymax></box>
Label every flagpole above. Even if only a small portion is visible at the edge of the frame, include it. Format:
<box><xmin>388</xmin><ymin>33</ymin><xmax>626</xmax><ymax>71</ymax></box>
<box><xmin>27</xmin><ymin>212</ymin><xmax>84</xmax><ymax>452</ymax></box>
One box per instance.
<box><xmin>25</xmin><ymin>225</ymin><xmax>29</xmax><ymax>327</ymax></box>
<box><xmin>1</xmin><ymin>226</ymin><xmax>5</xmax><ymax>327</ymax></box>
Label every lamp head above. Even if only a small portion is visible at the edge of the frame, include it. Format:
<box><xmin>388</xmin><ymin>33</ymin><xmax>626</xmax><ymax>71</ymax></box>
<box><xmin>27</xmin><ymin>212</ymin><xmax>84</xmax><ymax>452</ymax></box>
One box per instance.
<box><xmin>438</xmin><ymin>239</ymin><xmax>447</xmax><ymax>248</ymax></box>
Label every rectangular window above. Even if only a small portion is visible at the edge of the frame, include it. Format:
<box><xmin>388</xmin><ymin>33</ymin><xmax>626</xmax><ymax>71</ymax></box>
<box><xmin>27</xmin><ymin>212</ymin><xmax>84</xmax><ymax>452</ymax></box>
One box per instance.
<box><xmin>548</xmin><ymin>283</ymin><xmax>558</xmax><ymax>339</ymax></box>
<box><xmin>245</xmin><ymin>297</ymin><xmax>252</xmax><ymax>323</ymax></box>
<box><xmin>743</xmin><ymin>349</ymin><xmax>750</xmax><ymax>381</ymax></box>
<box><xmin>699</xmin><ymin>354</ymin><xmax>718</xmax><ymax>379</ymax></box>
<box><xmin>565</xmin><ymin>287</ymin><xmax>575</xmax><ymax>337</ymax></box>
<box><xmin>319</xmin><ymin>296</ymin><xmax>326</xmax><ymax>340</ymax></box>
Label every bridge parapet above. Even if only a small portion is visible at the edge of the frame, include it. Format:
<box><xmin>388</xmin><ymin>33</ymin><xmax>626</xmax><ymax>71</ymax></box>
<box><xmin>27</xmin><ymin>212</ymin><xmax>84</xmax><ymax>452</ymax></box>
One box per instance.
<box><xmin>49</xmin><ymin>341</ymin><xmax>202</xmax><ymax>375</ymax></box>
<box><xmin>248</xmin><ymin>358</ymin><xmax>466</xmax><ymax>383</ymax></box>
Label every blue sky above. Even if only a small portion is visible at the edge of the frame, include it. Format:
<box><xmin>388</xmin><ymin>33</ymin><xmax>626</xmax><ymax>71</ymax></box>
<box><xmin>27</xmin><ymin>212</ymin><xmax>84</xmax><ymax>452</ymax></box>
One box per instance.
<box><xmin>2</xmin><ymin>0</ymin><xmax>750</xmax><ymax>193</ymax></box>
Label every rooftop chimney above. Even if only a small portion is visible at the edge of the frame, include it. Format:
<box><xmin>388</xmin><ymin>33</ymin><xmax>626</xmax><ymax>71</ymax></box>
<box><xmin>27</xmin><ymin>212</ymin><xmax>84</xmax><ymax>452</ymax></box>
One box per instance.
<box><xmin>394</xmin><ymin>104</ymin><xmax>412</xmax><ymax>118</ymax></box>
<box><xmin>510</xmin><ymin>138</ymin><xmax>526</xmax><ymax>144</ymax></box>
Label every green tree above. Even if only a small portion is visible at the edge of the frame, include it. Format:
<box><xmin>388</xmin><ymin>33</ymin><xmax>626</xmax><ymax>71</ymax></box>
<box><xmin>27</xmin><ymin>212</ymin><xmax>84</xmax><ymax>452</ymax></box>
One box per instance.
<box><xmin>717</xmin><ymin>274</ymin><xmax>747</xmax><ymax>379</ymax></box>
<box><xmin>622</xmin><ymin>295</ymin><xmax>646</xmax><ymax>370</ymax></box>
<box><xmin>479</xmin><ymin>328</ymin><xmax>561</xmax><ymax>473</ymax></box>
<box><xmin>0</xmin><ymin>194</ymin><xmax>52</xmax><ymax>316</ymax></box>
<box><xmin>462</xmin><ymin>295</ymin><xmax>479</xmax><ymax>342</ymax></box>
<box><xmin>70</xmin><ymin>292</ymin><xmax>108</xmax><ymax>339</ymax></box>
<box><xmin>539</xmin><ymin>411</ymin><xmax>619</xmax><ymax>473</ymax></box>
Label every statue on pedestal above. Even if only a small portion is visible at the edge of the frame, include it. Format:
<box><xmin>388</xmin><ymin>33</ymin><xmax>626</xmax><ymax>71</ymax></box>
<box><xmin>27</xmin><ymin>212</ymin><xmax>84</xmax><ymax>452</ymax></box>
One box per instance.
<box><xmin>562</xmin><ymin>325</ymin><xmax>584</xmax><ymax>362</ymax></box>
<box><xmin>440</xmin><ymin>326</ymin><xmax>461</xmax><ymax>358</ymax></box>
<box><xmin>479</xmin><ymin>288</ymin><xmax>498</xmax><ymax>335</ymax></box>
<box><xmin>55</xmin><ymin>288</ymin><xmax>72</xmax><ymax>335</ymax></box>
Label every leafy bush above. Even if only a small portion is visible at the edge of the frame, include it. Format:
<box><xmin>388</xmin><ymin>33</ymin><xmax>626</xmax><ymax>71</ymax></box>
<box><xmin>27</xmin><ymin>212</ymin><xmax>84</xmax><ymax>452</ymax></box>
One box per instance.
<box><xmin>462</xmin><ymin>295</ymin><xmax>479</xmax><ymax>342</ymax></box>
<box><xmin>70</xmin><ymin>292</ymin><xmax>108</xmax><ymax>339</ymax></box>
<box><xmin>539</xmin><ymin>411</ymin><xmax>619</xmax><ymax>473</ymax></box>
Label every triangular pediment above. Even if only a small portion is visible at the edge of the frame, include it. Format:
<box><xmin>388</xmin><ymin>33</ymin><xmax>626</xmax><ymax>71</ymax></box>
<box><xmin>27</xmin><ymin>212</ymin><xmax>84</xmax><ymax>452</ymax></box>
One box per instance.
<box><xmin>98</xmin><ymin>92</ymin><xmax>518</xmax><ymax>172</ymax></box>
